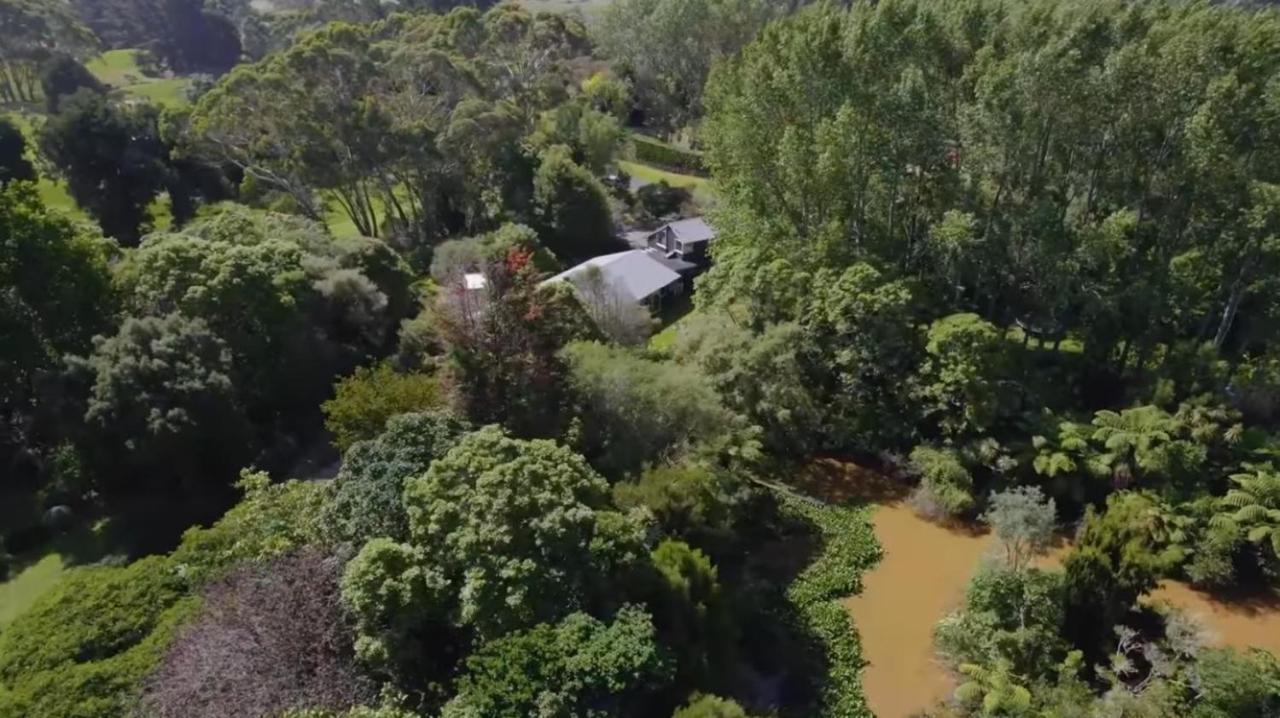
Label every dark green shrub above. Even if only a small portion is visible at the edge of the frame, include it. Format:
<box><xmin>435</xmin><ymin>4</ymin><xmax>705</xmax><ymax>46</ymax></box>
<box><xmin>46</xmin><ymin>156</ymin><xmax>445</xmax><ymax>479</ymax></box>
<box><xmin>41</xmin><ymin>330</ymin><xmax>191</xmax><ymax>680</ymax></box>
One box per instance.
<box><xmin>632</xmin><ymin>135</ymin><xmax>706</xmax><ymax>175</ymax></box>
<box><xmin>442</xmin><ymin>606</ymin><xmax>672</xmax><ymax>718</ymax></box>
<box><xmin>326</xmin><ymin>410</ymin><xmax>472</xmax><ymax>544</ymax></box>
<box><xmin>614</xmin><ymin>463</ymin><xmax>752</xmax><ymax>551</ymax></box>
<box><xmin>636</xmin><ymin>181</ymin><xmax>690</xmax><ymax>218</ymax></box>
<box><xmin>1185</xmin><ymin>524</ymin><xmax>1241</xmax><ymax>589</ymax></box>
<box><xmin>646</xmin><ymin>540</ymin><xmax>737</xmax><ymax>692</ymax></box>
<box><xmin>1193</xmin><ymin>648</ymin><xmax>1280</xmax><ymax>718</ymax></box>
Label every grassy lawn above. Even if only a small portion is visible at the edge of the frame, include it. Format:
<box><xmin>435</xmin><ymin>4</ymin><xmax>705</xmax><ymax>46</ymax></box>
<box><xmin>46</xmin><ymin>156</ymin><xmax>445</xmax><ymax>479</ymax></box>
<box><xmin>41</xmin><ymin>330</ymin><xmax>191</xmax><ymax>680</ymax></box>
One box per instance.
<box><xmin>0</xmin><ymin>554</ymin><xmax>65</xmax><ymax>629</ymax></box>
<box><xmin>648</xmin><ymin>295</ymin><xmax>694</xmax><ymax>352</ymax></box>
<box><xmin>619</xmin><ymin>160</ymin><xmax>708</xmax><ymax>190</ymax></box>
<box><xmin>35</xmin><ymin>178</ymin><xmax>80</xmax><ymax>216</ymax></box>
<box><xmin>0</xmin><ymin>523</ymin><xmax>110</xmax><ymax>630</ymax></box>
<box><xmin>620</xmin><ymin>159</ymin><xmax>716</xmax><ymax>208</ymax></box>
<box><xmin>525</xmin><ymin>0</ymin><xmax>614</xmax><ymax>16</ymax></box>
<box><xmin>324</xmin><ymin>184</ymin><xmax>421</xmax><ymax>239</ymax></box>
<box><xmin>649</xmin><ymin>322</ymin><xmax>681</xmax><ymax>352</ymax></box>
<box><xmin>324</xmin><ymin>196</ymin><xmax>381</xmax><ymax>239</ymax></box>
<box><xmin>128</xmin><ymin>77</ymin><xmax>194</xmax><ymax>109</ymax></box>
<box><xmin>325</xmin><ymin>205</ymin><xmax>364</xmax><ymax>239</ymax></box>
<box><xmin>86</xmin><ymin>49</ymin><xmax>148</xmax><ymax>87</ymax></box>
<box><xmin>87</xmin><ymin>49</ymin><xmax>192</xmax><ymax>109</ymax></box>
<box><xmin>2</xmin><ymin>110</ymin><xmax>85</xmax><ymax>218</ymax></box>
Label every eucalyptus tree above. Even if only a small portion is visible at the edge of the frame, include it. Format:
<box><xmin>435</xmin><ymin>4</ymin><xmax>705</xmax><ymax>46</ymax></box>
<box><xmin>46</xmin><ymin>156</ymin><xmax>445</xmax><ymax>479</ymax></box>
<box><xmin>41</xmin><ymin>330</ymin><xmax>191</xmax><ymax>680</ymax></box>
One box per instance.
<box><xmin>190</xmin><ymin>4</ymin><xmax>592</xmax><ymax>246</ymax></box>
<box><xmin>0</xmin><ymin>0</ymin><xmax>95</xmax><ymax>103</ymax></box>
<box><xmin>595</xmin><ymin>0</ymin><xmax>775</xmax><ymax>131</ymax></box>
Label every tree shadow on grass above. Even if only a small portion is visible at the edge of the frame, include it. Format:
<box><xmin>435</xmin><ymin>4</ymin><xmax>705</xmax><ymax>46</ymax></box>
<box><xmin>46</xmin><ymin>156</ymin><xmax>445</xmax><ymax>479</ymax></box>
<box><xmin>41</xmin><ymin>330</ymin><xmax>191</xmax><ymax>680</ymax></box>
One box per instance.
<box><xmin>98</xmin><ymin>487</ymin><xmax>238</xmax><ymax>560</ymax></box>
<box><xmin>4</xmin><ymin>485</ymin><xmax>238</xmax><ymax>580</ymax></box>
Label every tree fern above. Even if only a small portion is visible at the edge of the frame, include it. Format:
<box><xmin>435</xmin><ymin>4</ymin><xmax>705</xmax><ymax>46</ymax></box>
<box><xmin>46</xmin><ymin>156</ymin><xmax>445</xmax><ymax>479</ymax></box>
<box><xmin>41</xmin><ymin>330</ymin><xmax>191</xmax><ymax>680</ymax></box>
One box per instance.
<box><xmin>955</xmin><ymin>661</ymin><xmax>1033</xmax><ymax>717</ymax></box>
<box><xmin>1215</xmin><ymin>466</ymin><xmax>1280</xmax><ymax>558</ymax></box>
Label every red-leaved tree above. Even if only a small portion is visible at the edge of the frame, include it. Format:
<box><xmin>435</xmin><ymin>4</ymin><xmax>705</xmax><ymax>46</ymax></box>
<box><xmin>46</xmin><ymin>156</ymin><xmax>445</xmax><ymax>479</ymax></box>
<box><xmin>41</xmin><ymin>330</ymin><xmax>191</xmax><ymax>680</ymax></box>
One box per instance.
<box><xmin>433</xmin><ymin>247</ymin><xmax>595</xmax><ymax>438</ymax></box>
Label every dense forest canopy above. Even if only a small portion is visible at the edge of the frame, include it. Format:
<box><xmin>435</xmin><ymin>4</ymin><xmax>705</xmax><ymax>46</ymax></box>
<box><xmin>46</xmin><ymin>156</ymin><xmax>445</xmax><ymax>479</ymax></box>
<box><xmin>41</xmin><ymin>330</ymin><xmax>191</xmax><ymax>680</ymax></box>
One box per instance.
<box><xmin>3</xmin><ymin>0</ymin><xmax>1280</xmax><ymax>717</ymax></box>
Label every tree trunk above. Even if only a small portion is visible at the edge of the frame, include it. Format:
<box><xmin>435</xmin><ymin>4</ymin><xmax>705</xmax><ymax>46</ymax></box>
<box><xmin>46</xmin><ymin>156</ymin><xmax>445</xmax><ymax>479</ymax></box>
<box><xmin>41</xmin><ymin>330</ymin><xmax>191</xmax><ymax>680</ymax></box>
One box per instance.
<box><xmin>1115</xmin><ymin>337</ymin><xmax>1132</xmax><ymax>374</ymax></box>
<box><xmin>1213</xmin><ymin>280</ymin><xmax>1245</xmax><ymax>349</ymax></box>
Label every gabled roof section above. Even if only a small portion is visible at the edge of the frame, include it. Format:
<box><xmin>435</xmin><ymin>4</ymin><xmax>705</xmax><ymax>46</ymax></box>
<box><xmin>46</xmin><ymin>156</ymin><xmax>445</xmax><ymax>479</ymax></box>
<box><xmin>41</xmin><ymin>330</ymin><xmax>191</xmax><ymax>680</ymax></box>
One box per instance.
<box><xmin>544</xmin><ymin>250</ymin><xmax>682</xmax><ymax>303</ymax></box>
<box><xmin>646</xmin><ymin>249</ymin><xmax>698</xmax><ymax>274</ymax></box>
<box><xmin>666</xmin><ymin>217</ymin><xmax>716</xmax><ymax>243</ymax></box>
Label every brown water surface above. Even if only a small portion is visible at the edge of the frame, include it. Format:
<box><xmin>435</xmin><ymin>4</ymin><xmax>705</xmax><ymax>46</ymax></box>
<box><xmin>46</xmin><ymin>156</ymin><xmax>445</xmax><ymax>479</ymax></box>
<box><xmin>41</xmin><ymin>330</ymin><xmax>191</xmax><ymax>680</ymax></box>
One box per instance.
<box><xmin>845</xmin><ymin>501</ymin><xmax>1280</xmax><ymax>718</ymax></box>
<box><xmin>1147</xmin><ymin>582</ymin><xmax>1280</xmax><ymax>654</ymax></box>
<box><xmin>842</xmin><ymin>504</ymin><xmax>991</xmax><ymax>718</ymax></box>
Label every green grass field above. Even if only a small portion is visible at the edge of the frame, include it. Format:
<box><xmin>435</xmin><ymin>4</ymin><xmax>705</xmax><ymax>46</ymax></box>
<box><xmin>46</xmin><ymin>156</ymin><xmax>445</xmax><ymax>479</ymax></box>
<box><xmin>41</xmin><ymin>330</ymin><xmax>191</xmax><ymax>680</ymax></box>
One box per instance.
<box><xmin>0</xmin><ymin>523</ymin><xmax>110</xmax><ymax>630</ymax></box>
<box><xmin>525</xmin><ymin>0</ymin><xmax>613</xmax><ymax>15</ymax></box>
<box><xmin>87</xmin><ymin>49</ymin><xmax>192</xmax><ymax>108</ymax></box>
<box><xmin>2</xmin><ymin>110</ymin><xmax>84</xmax><ymax>218</ymax></box>
<box><xmin>324</xmin><ymin>189</ymin><xmax>404</xmax><ymax>239</ymax></box>
<box><xmin>648</xmin><ymin>321</ymin><xmax>681</xmax><ymax>352</ymax></box>
<box><xmin>0</xmin><ymin>554</ymin><xmax>65</xmax><ymax>629</ymax></box>
<box><xmin>86</xmin><ymin>49</ymin><xmax>147</xmax><ymax>87</ymax></box>
<box><xmin>3</xmin><ymin>48</ymin><xmax>184</xmax><ymax>229</ymax></box>
<box><xmin>619</xmin><ymin>160</ymin><xmax>708</xmax><ymax>190</ymax></box>
<box><xmin>620</xmin><ymin>159</ymin><xmax>717</xmax><ymax>208</ymax></box>
<box><xmin>127</xmin><ymin>77</ymin><xmax>193</xmax><ymax>108</ymax></box>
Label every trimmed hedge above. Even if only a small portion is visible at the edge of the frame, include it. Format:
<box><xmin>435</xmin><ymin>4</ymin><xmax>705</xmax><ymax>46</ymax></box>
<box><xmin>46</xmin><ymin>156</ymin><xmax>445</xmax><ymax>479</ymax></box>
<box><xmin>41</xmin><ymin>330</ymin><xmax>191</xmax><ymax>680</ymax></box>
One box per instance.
<box><xmin>781</xmin><ymin>497</ymin><xmax>882</xmax><ymax>718</ymax></box>
<box><xmin>632</xmin><ymin>135</ymin><xmax>707</xmax><ymax>176</ymax></box>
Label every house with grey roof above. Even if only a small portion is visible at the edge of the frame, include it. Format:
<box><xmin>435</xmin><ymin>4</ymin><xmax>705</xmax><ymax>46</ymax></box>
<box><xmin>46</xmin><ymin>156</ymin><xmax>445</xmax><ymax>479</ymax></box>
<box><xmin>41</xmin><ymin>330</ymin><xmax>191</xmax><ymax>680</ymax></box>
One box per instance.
<box><xmin>645</xmin><ymin>217</ymin><xmax>716</xmax><ymax>267</ymax></box>
<box><xmin>543</xmin><ymin>250</ymin><xmax>684</xmax><ymax>307</ymax></box>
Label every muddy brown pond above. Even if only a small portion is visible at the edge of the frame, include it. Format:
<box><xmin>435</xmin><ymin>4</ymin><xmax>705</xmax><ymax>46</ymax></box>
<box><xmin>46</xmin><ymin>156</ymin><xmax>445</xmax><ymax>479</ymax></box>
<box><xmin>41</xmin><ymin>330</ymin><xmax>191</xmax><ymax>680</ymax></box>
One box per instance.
<box><xmin>844</xmin><ymin>503</ymin><xmax>1280</xmax><ymax>718</ymax></box>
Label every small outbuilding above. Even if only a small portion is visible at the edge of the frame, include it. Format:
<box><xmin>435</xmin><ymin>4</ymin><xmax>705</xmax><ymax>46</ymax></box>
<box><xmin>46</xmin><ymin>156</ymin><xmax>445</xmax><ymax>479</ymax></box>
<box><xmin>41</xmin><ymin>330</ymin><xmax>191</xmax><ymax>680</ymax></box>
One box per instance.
<box><xmin>645</xmin><ymin>217</ymin><xmax>716</xmax><ymax>266</ymax></box>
